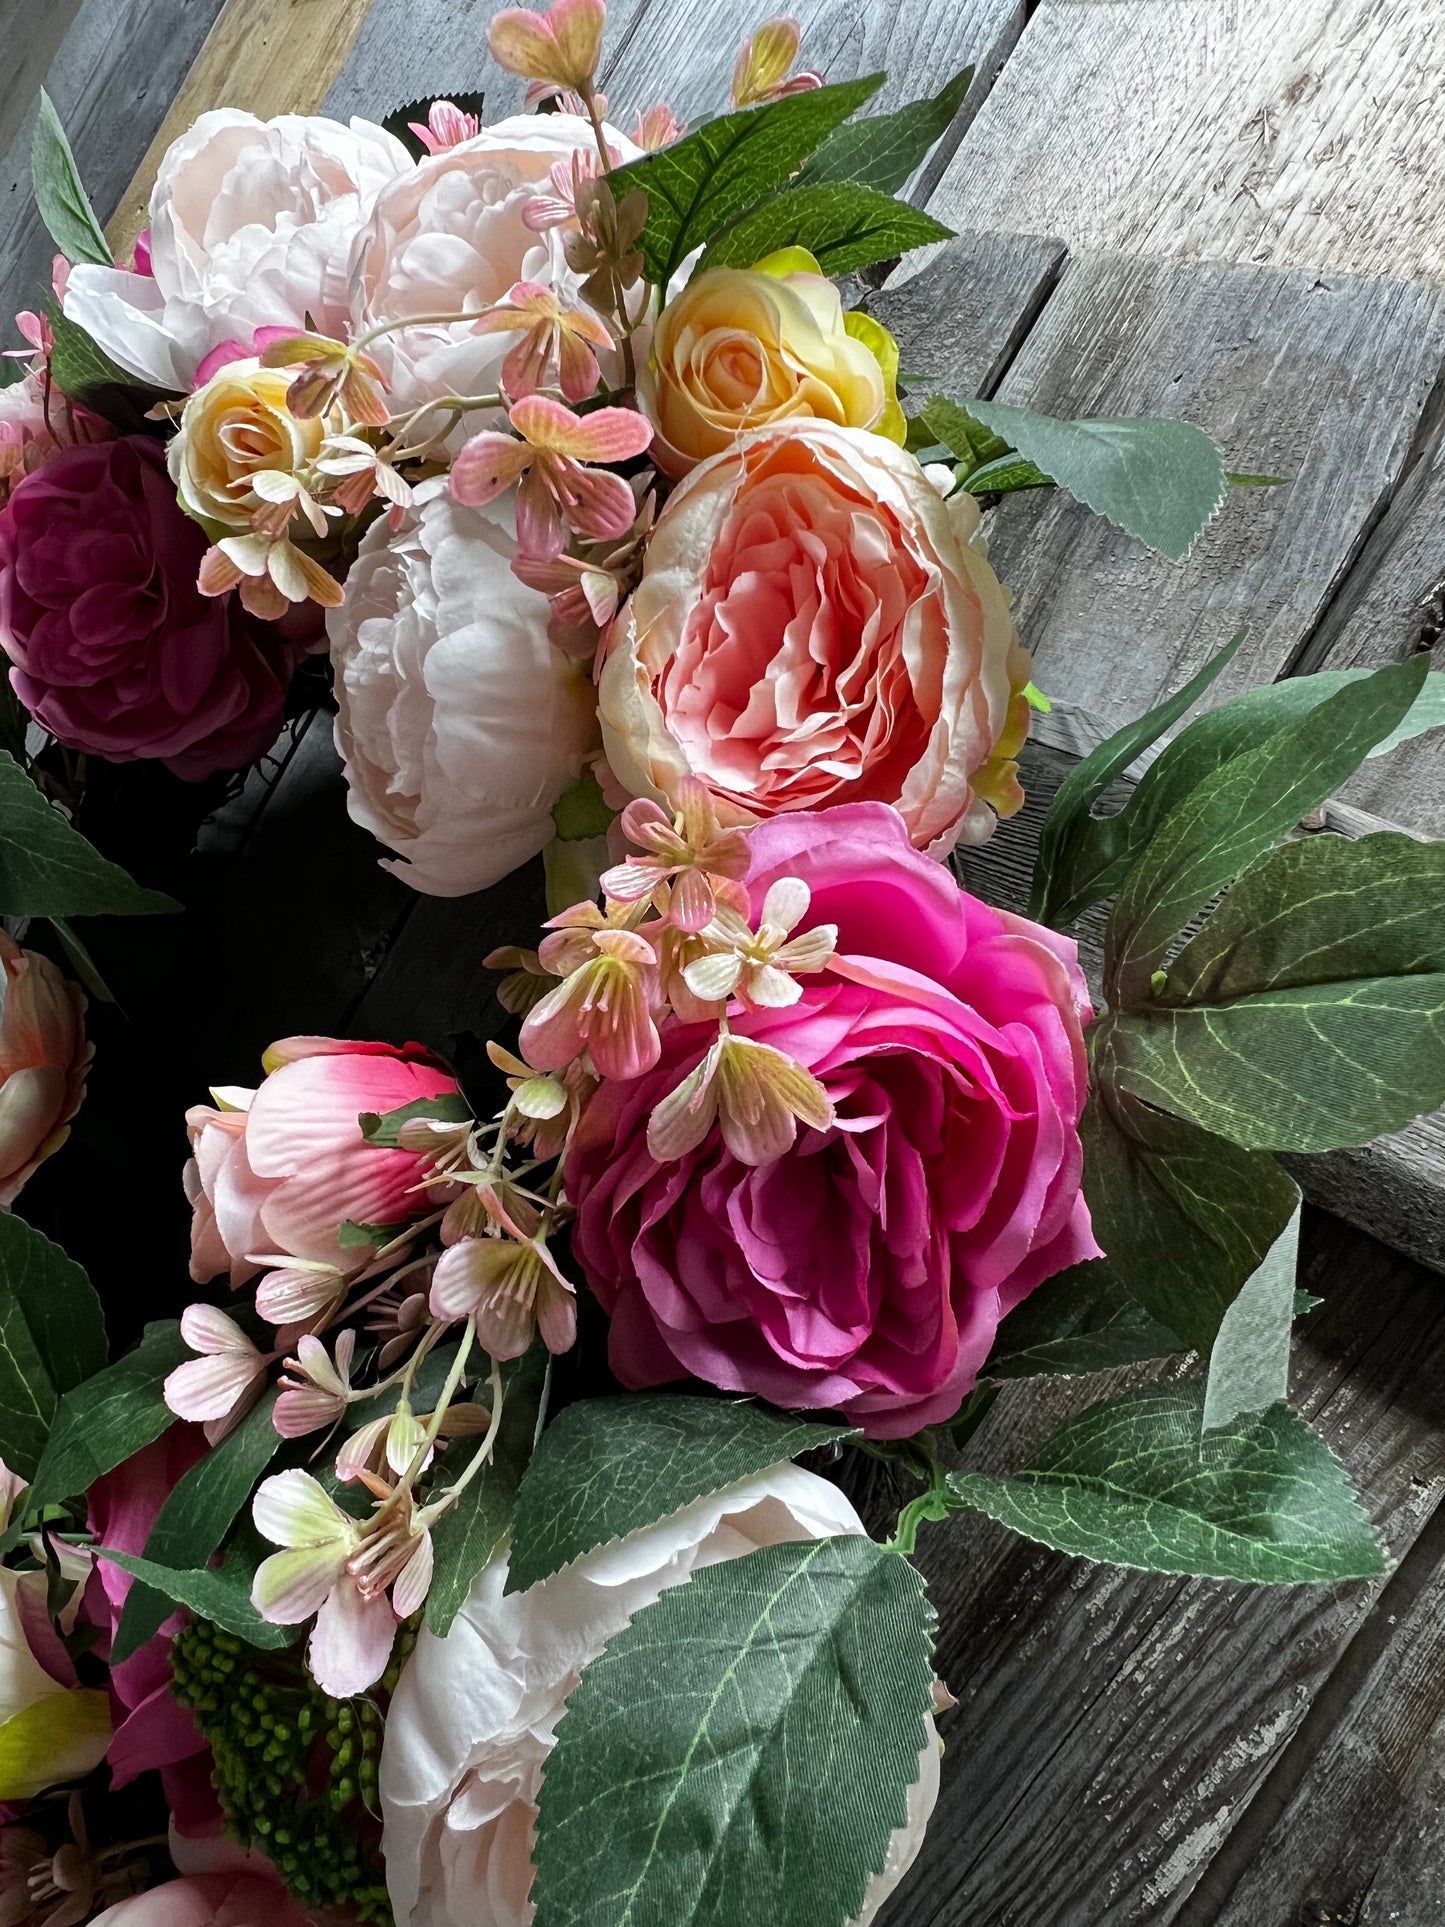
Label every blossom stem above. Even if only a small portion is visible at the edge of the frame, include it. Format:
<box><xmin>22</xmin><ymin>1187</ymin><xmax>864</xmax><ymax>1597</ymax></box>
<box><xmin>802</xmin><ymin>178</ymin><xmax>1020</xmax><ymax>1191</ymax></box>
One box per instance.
<box><xmin>352</xmin><ymin>308</ymin><xmax>507</xmax><ymax>353</ymax></box>
<box><xmin>427</xmin><ymin>1360</ymin><xmax>506</xmax><ymax>1513</ymax></box>
<box><xmin>404</xmin><ymin>1317</ymin><xmax>476</xmax><ymax>1482</ymax></box>
<box><xmin>579</xmin><ymin>82</ymin><xmax>614</xmax><ymax>175</ymax></box>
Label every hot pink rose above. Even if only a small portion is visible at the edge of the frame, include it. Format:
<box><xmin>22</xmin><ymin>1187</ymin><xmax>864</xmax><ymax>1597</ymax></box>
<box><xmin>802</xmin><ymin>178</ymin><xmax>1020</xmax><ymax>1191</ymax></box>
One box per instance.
<box><xmin>91</xmin><ymin>1872</ymin><xmax>313</xmax><ymax>1927</ymax></box>
<box><xmin>186</xmin><ymin>1036</ymin><xmax>461</xmax><ymax>1286</ymax></box>
<box><xmin>568</xmin><ymin>803</ymin><xmax>1099</xmax><ymax>1437</ymax></box>
<box><xmin>597</xmin><ymin>422</ymin><xmax>1034</xmax><ymax>857</ymax></box>
<box><xmin>0</xmin><ymin>437</ymin><xmax>302</xmax><ymax>778</ymax></box>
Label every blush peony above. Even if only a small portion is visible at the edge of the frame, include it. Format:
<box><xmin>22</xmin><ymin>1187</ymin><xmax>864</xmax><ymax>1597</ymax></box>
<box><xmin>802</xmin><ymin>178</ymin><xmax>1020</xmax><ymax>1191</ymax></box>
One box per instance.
<box><xmin>0</xmin><ymin>931</ymin><xmax>89</xmax><ymax>1207</ymax></box>
<box><xmin>63</xmin><ymin>109</ymin><xmax>411</xmax><ymax>393</ymax></box>
<box><xmin>597</xmin><ymin>420</ymin><xmax>1032</xmax><ymax>856</ymax></box>
<box><xmin>379</xmin><ymin>1462</ymin><xmax>938</xmax><ymax>1927</ymax></box>
<box><xmin>0</xmin><ymin>437</ymin><xmax>303</xmax><ymax>778</ymax></box>
<box><xmin>328</xmin><ymin>485</ymin><xmax>599</xmax><ymax>896</ymax></box>
<box><xmin>568</xmin><ymin>803</ymin><xmax>1099</xmax><ymax>1437</ymax></box>
<box><xmin>90</xmin><ymin>1872</ymin><xmax>313</xmax><ymax>1927</ymax></box>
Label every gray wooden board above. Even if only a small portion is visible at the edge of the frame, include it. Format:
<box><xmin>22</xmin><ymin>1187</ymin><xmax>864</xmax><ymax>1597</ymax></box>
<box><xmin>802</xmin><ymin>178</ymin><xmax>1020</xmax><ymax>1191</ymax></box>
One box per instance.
<box><xmin>0</xmin><ymin>0</ymin><xmax>229</xmax><ymax>311</ymax></box>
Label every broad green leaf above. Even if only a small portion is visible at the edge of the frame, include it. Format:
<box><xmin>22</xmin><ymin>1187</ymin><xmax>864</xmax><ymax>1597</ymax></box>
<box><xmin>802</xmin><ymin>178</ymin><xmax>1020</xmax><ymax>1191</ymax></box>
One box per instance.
<box><xmin>1105</xmin><ymin>656</ymin><xmax>1429</xmax><ymax>1002</ymax></box>
<box><xmin>986</xmin><ymin>1260</ymin><xmax>1187</xmax><ymax>1380</ymax></box>
<box><xmin>24</xmin><ymin>1320</ymin><xmax>187</xmax><ymax>1515</ymax></box>
<box><xmin>698</xmin><ymin>182</ymin><xmax>950</xmax><ymax>278</ymax></box>
<box><xmin>358</xmin><ymin>1091</ymin><xmax>472</xmax><ymax>1146</ymax></box>
<box><xmin>918</xmin><ymin>396</ymin><xmax>1011</xmax><ymax>473</ymax></box>
<box><xmin>508</xmin><ymin>1395</ymin><xmax>854</xmax><ymax>1592</ymax></box>
<box><xmin>0</xmin><ymin>750</ymin><xmax>179</xmax><ymax>918</ymax></box>
<box><xmin>31</xmin><ymin>92</ymin><xmax>111</xmax><ymax>268</ymax></box>
<box><xmin>1080</xmin><ymin>1087</ymin><xmax>1299</xmax><ymax>1352</ymax></box>
<box><xmin>112</xmin><ymin>1388</ymin><xmax>281</xmax><ymax>1665</ymax></box>
<box><xmin>947</xmin><ymin>1381</ymin><xmax>1386</xmax><ymax>1583</ymax></box>
<box><xmin>962</xmin><ymin>453</ymin><xmax>1053</xmax><ymax>494</ymax></box>
<box><xmin>532</xmin><ymin>1536</ymin><xmax>936</xmax><ymax>1927</ymax></box>
<box><xmin>45</xmin><ymin>302</ymin><xmax>136</xmax><ymax>402</ymax></box>
<box><xmin>609</xmin><ymin>75</ymin><xmax>884</xmax><ymax>286</ymax></box>
<box><xmin>426</xmin><ymin>1345</ymin><xmax>547</xmax><ymax>1635</ymax></box>
<box><xmin>96</xmin><ymin>1545</ymin><xmax>293</xmax><ymax>1649</ymax></box>
<box><xmin>960</xmin><ymin>398</ymin><xmax>1227</xmax><ymax>559</ymax></box>
<box><xmin>1203</xmin><ymin>1201</ymin><xmax>1302</xmax><ymax>1433</ymax></box>
<box><xmin>1029</xmin><ymin>627</ymin><xmax>1247</xmax><ymax>924</ymax></box>
<box><xmin>802</xmin><ymin>65</ymin><xmax>973</xmax><ymax>192</ymax></box>
<box><xmin>0</xmin><ymin>1214</ymin><xmax>105</xmax><ymax>1479</ymax></box>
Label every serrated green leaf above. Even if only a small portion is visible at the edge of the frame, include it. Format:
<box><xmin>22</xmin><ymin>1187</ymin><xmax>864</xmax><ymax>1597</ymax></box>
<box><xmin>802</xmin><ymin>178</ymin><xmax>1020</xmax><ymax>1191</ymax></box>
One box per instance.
<box><xmin>1080</xmin><ymin>1087</ymin><xmax>1299</xmax><ymax>1352</ymax></box>
<box><xmin>699</xmin><ymin>182</ymin><xmax>951</xmax><ymax>278</ymax></box>
<box><xmin>947</xmin><ymin>1381</ymin><xmax>1386</xmax><ymax>1583</ymax></box>
<box><xmin>963</xmin><ymin>453</ymin><xmax>1054</xmax><ymax>494</ymax></box>
<box><xmin>426</xmin><ymin>1345</ymin><xmax>547</xmax><ymax>1636</ymax></box>
<box><xmin>380</xmin><ymin>90</ymin><xmax>488</xmax><ymax>161</ymax></box>
<box><xmin>44</xmin><ymin>303</ymin><xmax>136</xmax><ymax>401</ymax></box>
<box><xmin>918</xmin><ymin>396</ymin><xmax>1011</xmax><ymax>473</ymax></box>
<box><xmin>960</xmin><ymin>398</ymin><xmax>1228</xmax><ymax>558</ymax></box>
<box><xmin>609</xmin><ymin>75</ymin><xmax>884</xmax><ymax>286</ymax></box>
<box><xmin>508</xmin><ymin>1396</ymin><xmax>855</xmax><ymax>1593</ymax></box>
<box><xmin>0</xmin><ymin>1215</ymin><xmax>106</xmax><ymax>1480</ymax></box>
<box><xmin>112</xmin><ymin>1388</ymin><xmax>282</xmax><ymax>1666</ymax></box>
<box><xmin>32</xmin><ymin>92</ymin><xmax>111</xmax><ymax>268</ymax></box>
<box><xmin>1105</xmin><ymin>656</ymin><xmax>1430</xmax><ymax>1003</ymax></box>
<box><xmin>95</xmin><ymin>1545</ymin><xmax>292</xmax><ymax>1649</ymax></box>
<box><xmin>802</xmin><ymin>65</ymin><xmax>973</xmax><ymax>192</ymax></box>
<box><xmin>532</xmin><ymin>1535</ymin><xmax>936</xmax><ymax>1927</ymax></box>
<box><xmin>23</xmin><ymin>1321</ymin><xmax>187</xmax><ymax>1516</ymax></box>
<box><xmin>0</xmin><ymin>751</ymin><xmax>179</xmax><ymax>919</ymax></box>
<box><xmin>1203</xmin><ymin>1201</ymin><xmax>1302</xmax><ymax>1433</ymax></box>
<box><xmin>986</xmin><ymin>1260</ymin><xmax>1187</xmax><ymax>1380</ymax></box>
<box><xmin>358</xmin><ymin>1092</ymin><xmax>472</xmax><ymax>1147</ymax></box>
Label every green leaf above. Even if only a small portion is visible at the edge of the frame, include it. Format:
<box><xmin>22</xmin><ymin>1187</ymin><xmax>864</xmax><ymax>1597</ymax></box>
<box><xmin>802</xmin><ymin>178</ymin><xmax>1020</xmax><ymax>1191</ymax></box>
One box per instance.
<box><xmin>509</xmin><ymin>1395</ymin><xmax>855</xmax><ymax>1593</ymax></box>
<box><xmin>24</xmin><ymin>1321</ymin><xmax>187</xmax><ymax>1514</ymax></box>
<box><xmin>802</xmin><ymin>65</ymin><xmax>973</xmax><ymax>192</ymax></box>
<box><xmin>1029</xmin><ymin>627</ymin><xmax>1247</xmax><ymax>924</ymax></box>
<box><xmin>947</xmin><ymin>1381</ymin><xmax>1386</xmax><ymax>1583</ymax></box>
<box><xmin>1105</xmin><ymin>656</ymin><xmax>1430</xmax><ymax>1003</ymax></box>
<box><xmin>95</xmin><ymin>1545</ymin><xmax>293</xmax><ymax>1649</ymax></box>
<box><xmin>609</xmin><ymin>75</ymin><xmax>885</xmax><ymax>286</ymax></box>
<box><xmin>959</xmin><ymin>398</ymin><xmax>1228</xmax><ymax>559</ymax></box>
<box><xmin>963</xmin><ymin>454</ymin><xmax>1054</xmax><ymax>495</ymax></box>
<box><xmin>112</xmin><ymin>1388</ymin><xmax>282</xmax><ymax>1666</ymax></box>
<box><xmin>358</xmin><ymin>1091</ymin><xmax>471</xmax><ymax>1146</ymax></box>
<box><xmin>0</xmin><ymin>1215</ymin><xmax>106</xmax><ymax>1480</ymax></box>
<box><xmin>426</xmin><ymin>1345</ymin><xmax>547</xmax><ymax>1636</ymax></box>
<box><xmin>551</xmin><ymin>769</ymin><xmax>616</xmax><ymax>841</ymax></box>
<box><xmin>31</xmin><ymin>92</ymin><xmax>111</xmax><ymax>268</ymax></box>
<box><xmin>699</xmin><ymin>182</ymin><xmax>951</xmax><ymax>278</ymax></box>
<box><xmin>532</xmin><ymin>1536</ymin><xmax>936</xmax><ymax>1927</ymax></box>
<box><xmin>0</xmin><ymin>751</ymin><xmax>179</xmax><ymax>918</ymax></box>
<box><xmin>1080</xmin><ymin>1086</ymin><xmax>1300</xmax><ymax>1352</ymax></box>
<box><xmin>986</xmin><ymin>1260</ymin><xmax>1187</xmax><ymax>1380</ymax></box>
<box><xmin>337</xmin><ymin>1218</ymin><xmax>398</xmax><ymax>1250</ymax></box>
<box><xmin>918</xmin><ymin>396</ymin><xmax>1011</xmax><ymax>473</ymax></box>
<box><xmin>44</xmin><ymin>302</ymin><xmax>136</xmax><ymax>401</ymax></box>
<box><xmin>1203</xmin><ymin>1202</ymin><xmax>1302</xmax><ymax>1433</ymax></box>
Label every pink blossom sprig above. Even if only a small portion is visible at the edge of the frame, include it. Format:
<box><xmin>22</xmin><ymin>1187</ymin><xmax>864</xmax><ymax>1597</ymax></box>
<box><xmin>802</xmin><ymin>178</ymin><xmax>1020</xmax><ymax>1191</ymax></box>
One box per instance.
<box><xmin>449</xmin><ymin>394</ymin><xmax>653</xmax><ymax>558</ymax></box>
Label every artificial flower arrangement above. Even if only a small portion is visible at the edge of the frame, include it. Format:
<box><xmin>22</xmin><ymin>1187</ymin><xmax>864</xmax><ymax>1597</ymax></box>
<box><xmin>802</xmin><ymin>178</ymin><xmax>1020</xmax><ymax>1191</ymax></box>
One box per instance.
<box><xmin>2</xmin><ymin>6</ymin><xmax>1445</xmax><ymax>1927</ymax></box>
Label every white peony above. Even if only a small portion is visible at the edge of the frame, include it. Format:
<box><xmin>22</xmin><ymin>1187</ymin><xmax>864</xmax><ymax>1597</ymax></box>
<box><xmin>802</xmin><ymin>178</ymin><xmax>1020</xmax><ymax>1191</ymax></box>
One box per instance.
<box><xmin>328</xmin><ymin>484</ymin><xmax>599</xmax><ymax>896</ymax></box>
<box><xmin>378</xmin><ymin>1463</ymin><xmax>939</xmax><ymax>1927</ymax></box>
<box><xmin>349</xmin><ymin>114</ymin><xmax>640</xmax><ymax>414</ymax></box>
<box><xmin>63</xmin><ymin>109</ymin><xmax>412</xmax><ymax>392</ymax></box>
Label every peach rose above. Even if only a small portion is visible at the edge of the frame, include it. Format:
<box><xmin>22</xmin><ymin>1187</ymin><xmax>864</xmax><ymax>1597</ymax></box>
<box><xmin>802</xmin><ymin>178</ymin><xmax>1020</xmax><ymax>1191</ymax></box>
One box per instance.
<box><xmin>598</xmin><ymin>422</ymin><xmax>1032</xmax><ymax>854</ymax></box>
<box><xmin>169</xmin><ymin>357</ymin><xmax>333</xmax><ymax>533</ymax></box>
<box><xmin>0</xmin><ymin>932</ymin><xmax>89</xmax><ymax>1207</ymax></box>
<box><xmin>637</xmin><ymin>261</ymin><xmax>891</xmax><ymax>476</ymax></box>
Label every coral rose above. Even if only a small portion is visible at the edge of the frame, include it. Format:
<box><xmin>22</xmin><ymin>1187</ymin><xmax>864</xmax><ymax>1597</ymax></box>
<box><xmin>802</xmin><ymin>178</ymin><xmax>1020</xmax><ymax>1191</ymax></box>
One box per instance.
<box><xmin>0</xmin><ymin>437</ymin><xmax>303</xmax><ymax>778</ymax></box>
<box><xmin>63</xmin><ymin>109</ymin><xmax>411</xmax><ymax>393</ymax></box>
<box><xmin>0</xmin><ymin>932</ymin><xmax>89</xmax><ymax>1208</ymax></box>
<box><xmin>328</xmin><ymin>485</ymin><xmax>599</xmax><ymax>896</ymax></box>
<box><xmin>348</xmin><ymin>115</ymin><xmax>639</xmax><ymax>414</ymax></box>
<box><xmin>568</xmin><ymin>803</ymin><xmax>1099</xmax><ymax>1437</ymax></box>
<box><xmin>185</xmin><ymin>1036</ymin><xmax>461</xmax><ymax>1285</ymax></box>
<box><xmin>597</xmin><ymin>421</ymin><xmax>1032</xmax><ymax>857</ymax></box>
<box><xmin>379</xmin><ymin>1462</ymin><xmax>938</xmax><ymax>1927</ymax></box>
<box><xmin>637</xmin><ymin>261</ymin><xmax>890</xmax><ymax>476</ymax></box>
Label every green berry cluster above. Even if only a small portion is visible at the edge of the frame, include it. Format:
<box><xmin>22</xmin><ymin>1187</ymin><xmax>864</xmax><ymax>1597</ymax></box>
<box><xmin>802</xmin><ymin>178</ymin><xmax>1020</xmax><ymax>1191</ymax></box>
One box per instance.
<box><xmin>170</xmin><ymin>1618</ymin><xmax>414</xmax><ymax>1923</ymax></box>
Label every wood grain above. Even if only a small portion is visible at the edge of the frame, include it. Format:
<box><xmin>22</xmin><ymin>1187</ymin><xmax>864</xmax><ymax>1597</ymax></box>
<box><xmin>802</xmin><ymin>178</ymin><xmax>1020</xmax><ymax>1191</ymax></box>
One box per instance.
<box><xmin>926</xmin><ymin>0</ymin><xmax>1445</xmax><ymax>283</ymax></box>
<box><xmin>0</xmin><ymin>0</ymin><xmax>84</xmax><ymax>161</ymax></box>
<box><xmin>105</xmin><ymin>0</ymin><xmax>380</xmax><ymax>259</ymax></box>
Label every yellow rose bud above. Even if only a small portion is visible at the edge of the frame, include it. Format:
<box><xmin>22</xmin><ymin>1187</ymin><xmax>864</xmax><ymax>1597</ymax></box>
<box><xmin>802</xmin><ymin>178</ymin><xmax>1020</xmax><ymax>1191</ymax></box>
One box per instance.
<box><xmin>168</xmin><ymin>357</ymin><xmax>332</xmax><ymax>535</ymax></box>
<box><xmin>637</xmin><ymin>264</ymin><xmax>890</xmax><ymax>477</ymax></box>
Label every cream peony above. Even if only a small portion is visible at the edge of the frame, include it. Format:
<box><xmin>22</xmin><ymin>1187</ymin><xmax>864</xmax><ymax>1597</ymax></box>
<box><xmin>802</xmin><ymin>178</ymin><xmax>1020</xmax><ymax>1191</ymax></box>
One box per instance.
<box><xmin>0</xmin><ymin>1565</ymin><xmax>112</xmax><ymax>1800</ymax></box>
<box><xmin>63</xmin><ymin>109</ymin><xmax>411</xmax><ymax>392</ymax></box>
<box><xmin>378</xmin><ymin>1463</ymin><xmax>939</xmax><ymax>1927</ymax></box>
<box><xmin>348</xmin><ymin>114</ymin><xmax>639</xmax><ymax>415</ymax></box>
<box><xmin>328</xmin><ymin>484</ymin><xmax>599</xmax><ymax>896</ymax></box>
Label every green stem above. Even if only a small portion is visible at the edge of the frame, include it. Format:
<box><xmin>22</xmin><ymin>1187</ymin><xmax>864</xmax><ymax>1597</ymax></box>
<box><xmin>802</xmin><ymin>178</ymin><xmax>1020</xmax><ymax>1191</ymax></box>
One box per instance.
<box><xmin>404</xmin><ymin>1318</ymin><xmax>476</xmax><ymax>1482</ymax></box>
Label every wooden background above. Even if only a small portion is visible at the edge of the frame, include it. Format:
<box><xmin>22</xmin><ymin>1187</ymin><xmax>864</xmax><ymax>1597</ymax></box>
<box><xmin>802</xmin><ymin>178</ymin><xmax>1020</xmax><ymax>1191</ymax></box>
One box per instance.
<box><xmin>5</xmin><ymin>1</ymin><xmax>1445</xmax><ymax>1922</ymax></box>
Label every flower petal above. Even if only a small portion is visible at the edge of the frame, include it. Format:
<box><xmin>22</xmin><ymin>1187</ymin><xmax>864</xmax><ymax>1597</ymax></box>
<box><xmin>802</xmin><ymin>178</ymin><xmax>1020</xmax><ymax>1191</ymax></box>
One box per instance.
<box><xmin>307</xmin><ymin>1578</ymin><xmax>397</xmax><ymax>1698</ymax></box>
<box><xmin>253</xmin><ymin>1468</ymin><xmax>352</xmax><ymax>1551</ymax></box>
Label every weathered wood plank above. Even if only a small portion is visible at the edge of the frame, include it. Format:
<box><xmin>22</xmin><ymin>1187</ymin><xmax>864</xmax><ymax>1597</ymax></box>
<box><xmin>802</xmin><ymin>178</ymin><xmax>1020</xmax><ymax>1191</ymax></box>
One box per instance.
<box><xmin>892</xmin><ymin>1216</ymin><xmax>1445</xmax><ymax>1926</ymax></box>
<box><xmin>903</xmin><ymin>252</ymin><xmax>1445</xmax><ymax>735</ymax></box>
<box><xmin>0</xmin><ymin>0</ymin><xmax>229</xmax><ymax>312</ymax></box>
<box><xmin>926</xmin><ymin>0</ymin><xmax>1445</xmax><ymax>284</ymax></box>
<box><xmin>0</xmin><ymin>1</ymin><xmax>83</xmax><ymax>161</ymax></box>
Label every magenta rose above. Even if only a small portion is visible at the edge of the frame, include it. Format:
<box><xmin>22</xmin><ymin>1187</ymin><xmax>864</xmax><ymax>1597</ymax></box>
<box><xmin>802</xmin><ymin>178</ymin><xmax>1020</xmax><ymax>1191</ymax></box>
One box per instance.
<box><xmin>0</xmin><ymin>436</ymin><xmax>301</xmax><ymax>777</ymax></box>
<box><xmin>568</xmin><ymin>802</ymin><xmax>1100</xmax><ymax>1436</ymax></box>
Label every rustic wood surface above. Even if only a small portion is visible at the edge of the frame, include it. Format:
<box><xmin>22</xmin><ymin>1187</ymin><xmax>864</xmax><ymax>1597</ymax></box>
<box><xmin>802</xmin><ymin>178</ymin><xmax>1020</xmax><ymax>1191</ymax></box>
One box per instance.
<box><xmin>4</xmin><ymin>2</ymin><xmax>1445</xmax><ymax>1923</ymax></box>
